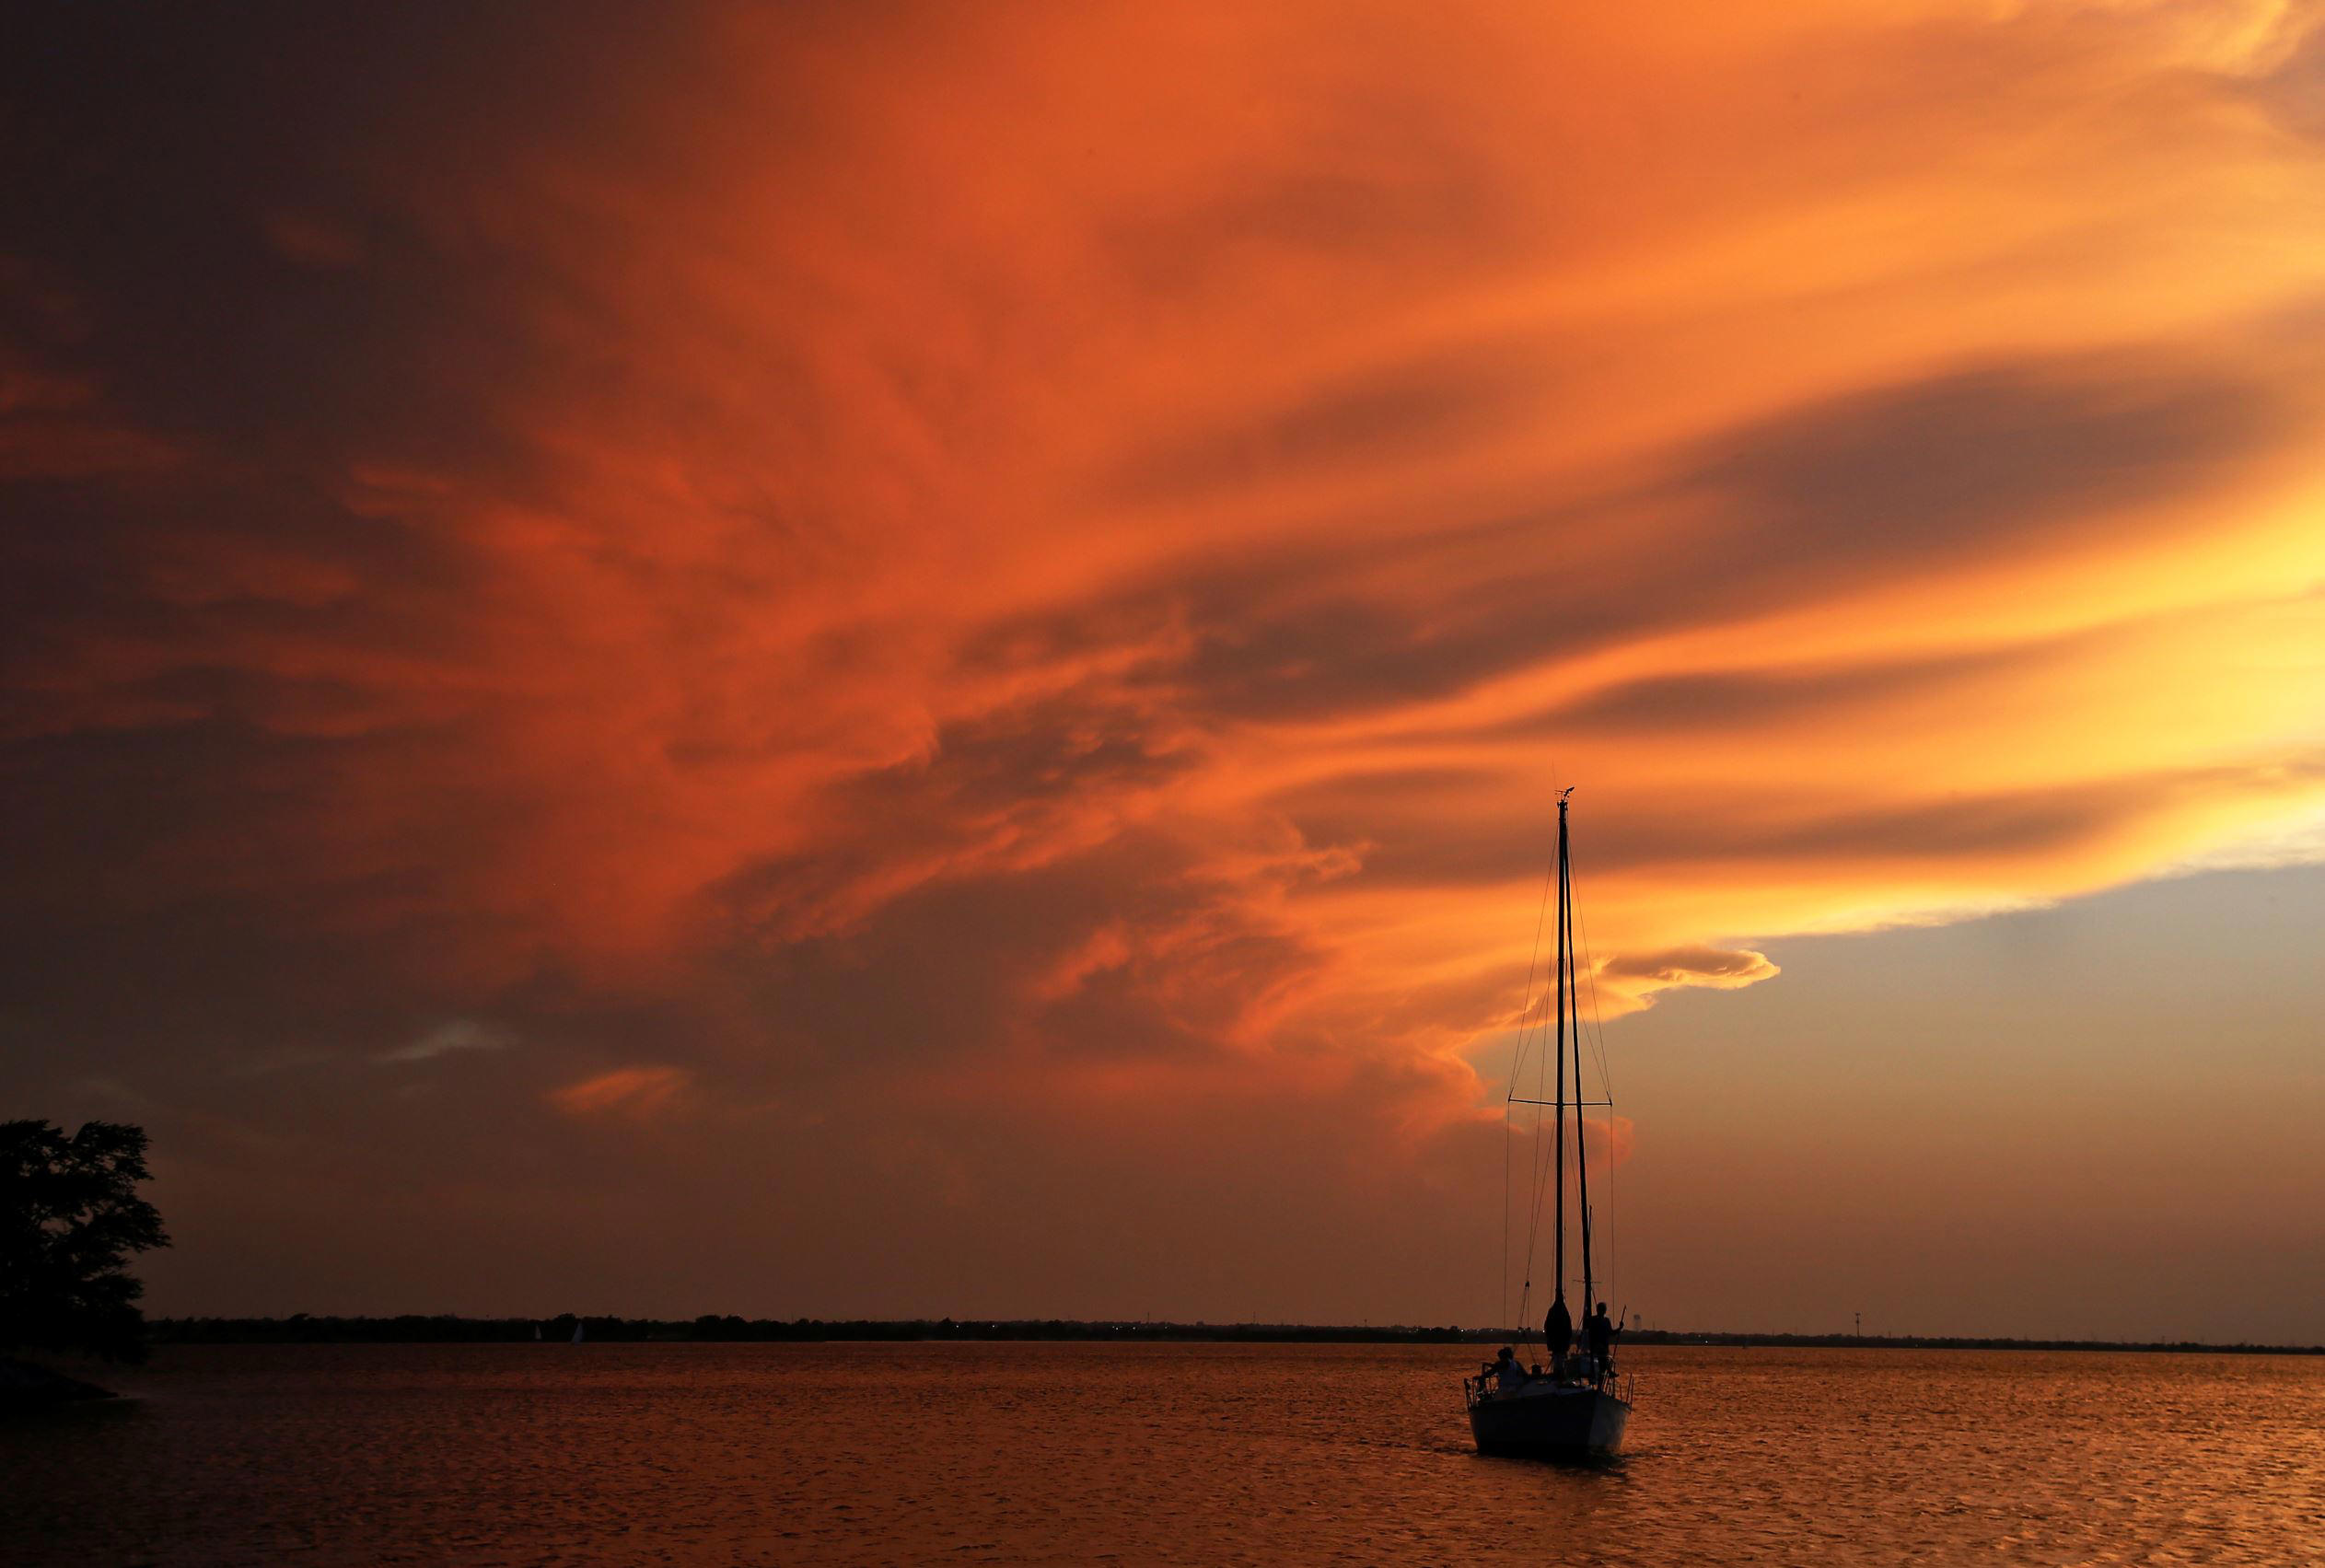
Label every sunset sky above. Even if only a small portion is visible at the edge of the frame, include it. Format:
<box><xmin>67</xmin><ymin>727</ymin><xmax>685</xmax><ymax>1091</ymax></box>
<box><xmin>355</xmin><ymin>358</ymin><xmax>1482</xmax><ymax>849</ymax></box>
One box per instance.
<box><xmin>6</xmin><ymin>2</ymin><xmax>2322</xmax><ymax>1343</ymax></box>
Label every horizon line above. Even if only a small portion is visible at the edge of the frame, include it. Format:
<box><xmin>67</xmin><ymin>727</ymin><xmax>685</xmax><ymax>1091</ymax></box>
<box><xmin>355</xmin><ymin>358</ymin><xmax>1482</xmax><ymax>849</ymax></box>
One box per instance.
<box><xmin>142</xmin><ymin>1314</ymin><xmax>2325</xmax><ymax>1356</ymax></box>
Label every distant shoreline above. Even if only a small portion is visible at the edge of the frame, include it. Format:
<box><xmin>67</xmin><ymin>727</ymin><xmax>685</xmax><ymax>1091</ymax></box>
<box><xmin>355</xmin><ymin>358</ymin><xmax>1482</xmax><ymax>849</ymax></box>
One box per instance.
<box><xmin>145</xmin><ymin>1316</ymin><xmax>2325</xmax><ymax>1356</ymax></box>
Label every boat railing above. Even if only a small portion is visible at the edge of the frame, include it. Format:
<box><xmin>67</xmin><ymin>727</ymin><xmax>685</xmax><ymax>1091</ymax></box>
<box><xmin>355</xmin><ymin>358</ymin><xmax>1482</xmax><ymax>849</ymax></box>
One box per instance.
<box><xmin>1465</xmin><ymin>1365</ymin><xmax>1635</xmax><ymax>1407</ymax></box>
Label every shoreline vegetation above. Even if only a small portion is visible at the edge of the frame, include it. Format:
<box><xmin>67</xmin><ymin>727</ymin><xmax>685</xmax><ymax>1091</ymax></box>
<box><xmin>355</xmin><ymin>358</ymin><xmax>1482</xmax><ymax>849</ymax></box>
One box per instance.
<box><xmin>145</xmin><ymin>1316</ymin><xmax>2325</xmax><ymax>1355</ymax></box>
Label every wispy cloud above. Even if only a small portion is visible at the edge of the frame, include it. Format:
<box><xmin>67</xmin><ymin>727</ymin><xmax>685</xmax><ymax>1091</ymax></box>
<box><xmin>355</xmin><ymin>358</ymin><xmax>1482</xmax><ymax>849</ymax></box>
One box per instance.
<box><xmin>547</xmin><ymin>1065</ymin><xmax>692</xmax><ymax>1118</ymax></box>
<box><xmin>377</xmin><ymin>1019</ymin><xmax>510</xmax><ymax>1065</ymax></box>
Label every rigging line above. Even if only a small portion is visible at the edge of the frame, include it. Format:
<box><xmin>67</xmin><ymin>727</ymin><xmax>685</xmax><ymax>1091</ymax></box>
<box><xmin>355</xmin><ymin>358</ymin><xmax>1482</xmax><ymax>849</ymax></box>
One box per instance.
<box><xmin>1565</xmin><ymin>833</ymin><xmax>1615</xmax><ymax>1104</ymax></box>
<box><xmin>1570</xmin><ymin>840</ymin><xmax>1621</xmax><ymax>1308</ymax></box>
<box><xmin>1503</xmin><ymin>831</ymin><xmax>1560</xmax><ymax>1333</ymax></box>
<box><xmin>1564</xmin><ymin>835</ymin><xmax>1594</xmax><ymax>1320</ymax></box>
<box><xmin>1563</xmin><ymin>810</ymin><xmax>1590</xmax><ymax>1314</ymax></box>
<box><xmin>1515</xmin><ymin>833</ymin><xmax>1562</xmax><ymax>1331</ymax></box>
<box><xmin>1505</xmin><ymin>866</ymin><xmax>1554</xmax><ymax>1121</ymax></box>
<box><xmin>1518</xmin><ymin>996</ymin><xmax>1552</xmax><ymax>1330</ymax></box>
<box><xmin>1534</xmin><ymin>792</ymin><xmax>1575</xmax><ymax>1332</ymax></box>
<box><xmin>1517</xmin><ymin>969</ymin><xmax>1553</xmax><ymax>1330</ymax></box>
<box><xmin>1519</xmin><ymin>1074</ymin><xmax>1557</xmax><ymax>1326</ymax></box>
<box><xmin>1575</xmin><ymin>898</ymin><xmax>1615</xmax><ymax>1089</ymax></box>
<box><xmin>1517</xmin><ymin>917</ymin><xmax>1566</xmax><ymax>1328</ymax></box>
<box><xmin>1503</xmin><ymin>827</ymin><xmax>1559</xmax><ymax>1106</ymax></box>
<box><xmin>1515</xmin><ymin>998</ymin><xmax>1554</xmax><ymax>1329</ymax></box>
<box><xmin>1571</xmin><ymin>915</ymin><xmax>1610</xmax><ymax>1293</ymax></box>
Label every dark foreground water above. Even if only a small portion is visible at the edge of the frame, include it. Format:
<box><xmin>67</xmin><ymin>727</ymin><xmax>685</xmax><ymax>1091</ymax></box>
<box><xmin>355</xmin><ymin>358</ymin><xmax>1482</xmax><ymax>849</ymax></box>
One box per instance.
<box><xmin>6</xmin><ymin>1343</ymin><xmax>2321</xmax><ymax>1565</ymax></box>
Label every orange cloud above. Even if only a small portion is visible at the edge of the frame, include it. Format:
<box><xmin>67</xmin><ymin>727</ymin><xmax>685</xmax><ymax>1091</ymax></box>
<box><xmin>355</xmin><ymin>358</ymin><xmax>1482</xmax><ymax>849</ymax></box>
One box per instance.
<box><xmin>1599</xmin><ymin>947</ymin><xmax>1780</xmax><ymax>1004</ymax></box>
<box><xmin>10</xmin><ymin>0</ymin><xmax>2325</xmax><ymax>1327</ymax></box>
<box><xmin>14</xmin><ymin>2</ymin><xmax>2325</xmax><ymax>1049</ymax></box>
<box><xmin>547</xmin><ymin>1066</ymin><xmax>692</xmax><ymax>1118</ymax></box>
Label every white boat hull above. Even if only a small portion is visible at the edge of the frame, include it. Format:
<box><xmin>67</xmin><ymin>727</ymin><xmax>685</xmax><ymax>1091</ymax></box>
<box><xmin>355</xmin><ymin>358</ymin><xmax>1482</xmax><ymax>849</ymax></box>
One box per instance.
<box><xmin>1468</xmin><ymin>1383</ymin><xmax>1630</xmax><ymax>1458</ymax></box>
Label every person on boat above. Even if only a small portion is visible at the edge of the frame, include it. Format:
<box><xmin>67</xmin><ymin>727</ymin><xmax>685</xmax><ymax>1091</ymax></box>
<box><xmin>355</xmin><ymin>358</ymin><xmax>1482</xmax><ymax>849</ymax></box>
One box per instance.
<box><xmin>1587</xmin><ymin>1303</ymin><xmax>1621</xmax><ymax>1375</ymax></box>
<box><xmin>1491</xmin><ymin>1346</ymin><xmax>1529</xmax><ymax>1393</ymax></box>
<box><xmin>1545</xmin><ymin>1294</ymin><xmax>1574</xmax><ymax>1378</ymax></box>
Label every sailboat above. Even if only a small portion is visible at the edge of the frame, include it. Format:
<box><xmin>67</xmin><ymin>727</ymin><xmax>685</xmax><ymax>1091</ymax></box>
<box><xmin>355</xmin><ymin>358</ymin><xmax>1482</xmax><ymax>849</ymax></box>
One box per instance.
<box><xmin>1465</xmin><ymin>789</ymin><xmax>1634</xmax><ymax>1458</ymax></box>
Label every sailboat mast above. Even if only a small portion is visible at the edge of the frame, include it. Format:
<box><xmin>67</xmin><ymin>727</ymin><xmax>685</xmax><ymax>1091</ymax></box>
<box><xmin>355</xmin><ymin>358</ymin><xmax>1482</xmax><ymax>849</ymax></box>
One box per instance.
<box><xmin>1551</xmin><ymin>791</ymin><xmax>1570</xmax><ymax>1318</ymax></box>
<box><xmin>1467</xmin><ymin>787</ymin><xmax>1636</xmax><ymax>1458</ymax></box>
<box><xmin>1569</xmin><ymin>800</ymin><xmax>1595</xmax><ymax>1324</ymax></box>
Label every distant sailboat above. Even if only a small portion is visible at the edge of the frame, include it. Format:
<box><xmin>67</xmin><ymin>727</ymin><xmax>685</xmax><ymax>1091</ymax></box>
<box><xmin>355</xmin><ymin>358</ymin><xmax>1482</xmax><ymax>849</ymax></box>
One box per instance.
<box><xmin>1465</xmin><ymin>789</ymin><xmax>1634</xmax><ymax>1458</ymax></box>
<box><xmin>571</xmin><ymin>1320</ymin><xmax>585</xmax><ymax>1345</ymax></box>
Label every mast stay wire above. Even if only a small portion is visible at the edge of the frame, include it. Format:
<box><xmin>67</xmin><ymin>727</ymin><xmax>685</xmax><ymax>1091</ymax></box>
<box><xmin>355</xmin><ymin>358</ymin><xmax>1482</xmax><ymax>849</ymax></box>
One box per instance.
<box><xmin>1503</xmin><ymin>831</ymin><xmax>1561</xmax><ymax>1335</ymax></box>
<box><xmin>1569</xmin><ymin>833</ymin><xmax>1619</xmax><ymax>1316</ymax></box>
<box><xmin>1517</xmin><ymin>801</ymin><xmax>1575</xmax><ymax>1336</ymax></box>
<box><xmin>1517</xmin><ymin>863</ymin><xmax>1562</xmax><ymax>1335</ymax></box>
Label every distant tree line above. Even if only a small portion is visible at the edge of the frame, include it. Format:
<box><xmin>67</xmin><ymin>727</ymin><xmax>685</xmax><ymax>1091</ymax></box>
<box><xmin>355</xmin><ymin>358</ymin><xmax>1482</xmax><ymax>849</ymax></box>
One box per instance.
<box><xmin>150</xmin><ymin>1315</ymin><xmax>1497</xmax><ymax>1345</ymax></box>
<box><xmin>1622</xmin><ymin>1330</ymin><xmax>2323</xmax><ymax>1355</ymax></box>
<box><xmin>145</xmin><ymin>1315</ymin><xmax>2324</xmax><ymax>1354</ymax></box>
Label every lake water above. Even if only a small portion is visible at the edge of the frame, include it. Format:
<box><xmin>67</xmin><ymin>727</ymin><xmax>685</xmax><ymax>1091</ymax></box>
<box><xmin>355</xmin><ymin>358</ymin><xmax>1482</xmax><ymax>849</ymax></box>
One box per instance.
<box><xmin>6</xmin><ymin>1343</ymin><xmax>2321</xmax><ymax>1564</ymax></box>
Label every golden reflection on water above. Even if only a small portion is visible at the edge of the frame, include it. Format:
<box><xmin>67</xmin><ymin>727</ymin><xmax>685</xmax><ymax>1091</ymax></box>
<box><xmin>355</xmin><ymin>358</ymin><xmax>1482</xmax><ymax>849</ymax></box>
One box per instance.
<box><xmin>7</xmin><ymin>1344</ymin><xmax>2321</xmax><ymax>1564</ymax></box>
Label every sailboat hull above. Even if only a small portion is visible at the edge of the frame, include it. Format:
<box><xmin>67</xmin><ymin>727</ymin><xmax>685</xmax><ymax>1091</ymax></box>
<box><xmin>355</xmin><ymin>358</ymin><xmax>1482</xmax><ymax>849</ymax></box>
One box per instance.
<box><xmin>1468</xmin><ymin>1385</ymin><xmax>1630</xmax><ymax>1458</ymax></box>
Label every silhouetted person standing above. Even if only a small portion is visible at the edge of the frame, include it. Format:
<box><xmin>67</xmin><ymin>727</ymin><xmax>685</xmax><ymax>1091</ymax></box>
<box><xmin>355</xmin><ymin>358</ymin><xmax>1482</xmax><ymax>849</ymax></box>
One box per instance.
<box><xmin>1587</xmin><ymin>1302</ymin><xmax>1619</xmax><ymax>1376</ymax></box>
<box><xmin>1545</xmin><ymin>1294</ymin><xmax>1574</xmax><ymax>1376</ymax></box>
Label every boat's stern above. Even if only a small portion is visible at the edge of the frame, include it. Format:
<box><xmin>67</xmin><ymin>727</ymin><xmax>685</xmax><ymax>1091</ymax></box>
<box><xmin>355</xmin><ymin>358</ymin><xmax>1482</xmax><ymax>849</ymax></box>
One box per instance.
<box><xmin>1465</xmin><ymin>1376</ymin><xmax>1631</xmax><ymax>1458</ymax></box>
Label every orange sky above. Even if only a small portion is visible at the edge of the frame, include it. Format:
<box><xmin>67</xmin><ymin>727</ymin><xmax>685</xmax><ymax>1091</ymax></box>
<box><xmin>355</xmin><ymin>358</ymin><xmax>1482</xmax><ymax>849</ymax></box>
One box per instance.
<box><xmin>5</xmin><ymin>1</ymin><xmax>2323</xmax><ymax>1339</ymax></box>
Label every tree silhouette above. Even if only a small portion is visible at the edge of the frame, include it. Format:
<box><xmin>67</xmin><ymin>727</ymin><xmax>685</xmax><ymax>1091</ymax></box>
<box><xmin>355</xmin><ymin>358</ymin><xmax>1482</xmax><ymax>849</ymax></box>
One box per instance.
<box><xmin>1</xmin><ymin>1121</ymin><xmax>170</xmax><ymax>1364</ymax></box>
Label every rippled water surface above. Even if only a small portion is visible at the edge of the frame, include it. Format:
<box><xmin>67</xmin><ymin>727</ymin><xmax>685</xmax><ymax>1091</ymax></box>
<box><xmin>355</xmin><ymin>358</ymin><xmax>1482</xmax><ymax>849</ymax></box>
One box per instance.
<box><xmin>7</xmin><ymin>1343</ymin><xmax>2322</xmax><ymax>1565</ymax></box>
